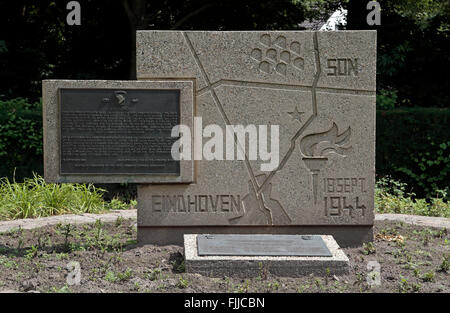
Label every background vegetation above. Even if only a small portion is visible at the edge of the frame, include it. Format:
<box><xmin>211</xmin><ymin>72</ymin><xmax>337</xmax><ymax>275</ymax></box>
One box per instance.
<box><xmin>0</xmin><ymin>174</ymin><xmax>136</xmax><ymax>220</ymax></box>
<box><xmin>0</xmin><ymin>0</ymin><xmax>448</xmax><ymax>215</ymax></box>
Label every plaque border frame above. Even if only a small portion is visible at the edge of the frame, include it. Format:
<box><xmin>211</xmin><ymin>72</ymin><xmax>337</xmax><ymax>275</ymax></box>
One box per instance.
<box><xmin>43</xmin><ymin>79</ymin><xmax>195</xmax><ymax>183</ymax></box>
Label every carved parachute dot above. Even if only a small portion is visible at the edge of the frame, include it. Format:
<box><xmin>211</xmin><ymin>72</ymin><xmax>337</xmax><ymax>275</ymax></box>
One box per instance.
<box><xmin>280</xmin><ymin>51</ymin><xmax>290</xmax><ymax>64</ymax></box>
<box><xmin>266</xmin><ymin>48</ymin><xmax>277</xmax><ymax>61</ymax></box>
<box><xmin>251</xmin><ymin>48</ymin><xmax>262</xmax><ymax>61</ymax></box>
<box><xmin>290</xmin><ymin>41</ymin><xmax>301</xmax><ymax>55</ymax></box>
<box><xmin>274</xmin><ymin>35</ymin><xmax>287</xmax><ymax>49</ymax></box>
<box><xmin>259</xmin><ymin>61</ymin><xmax>271</xmax><ymax>74</ymax></box>
<box><xmin>293</xmin><ymin>57</ymin><xmax>304</xmax><ymax>70</ymax></box>
<box><xmin>260</xmin><ymin>34</ymin><xmax>271</xmax><ymax>46</ymax></box>
<box><xmin>276</xmin><ymin>63</ymin><xmax>287</xmax><ymax>76</ymax></box>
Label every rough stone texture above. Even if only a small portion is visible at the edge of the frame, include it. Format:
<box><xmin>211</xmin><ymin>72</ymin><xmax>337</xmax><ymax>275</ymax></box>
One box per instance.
<box><xmin>0</xmin><ymin>210</ymin><xmax>136</xmax><ymax>234</ymax></box>
<box><xmin>184</xmin><ymin>234</ymin><xmax>349</xmax><ymax>277</ymax></box>
<box><xmin>0</xmin><ymin>289</ymin><xmax>19</xmax><ymax>293</ymax></box>
<box><xmin>136</xmin><ymin>31</ymin><xmax>377</xmax><ymax>246</ymax></box>
<box><xmin>42</xmin><ymin>79</ymin><xmax>194</xmax><ymax>183</ymax></box>
<box><xmin>375</xmin><ymin>214</ymin><xmax>450</xmax><ymax>229</ymax></box>
<box><xmin>138</xmin><ymin>225</ymin><xmax>372</xmax><ymax>248</ymax></box>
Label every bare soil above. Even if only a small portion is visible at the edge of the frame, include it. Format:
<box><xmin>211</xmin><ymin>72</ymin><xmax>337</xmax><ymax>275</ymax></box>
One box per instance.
<box><xmin>0</xmin><ymin>218</ymin><xmax>448</xmax><ymax>293</ymax></box>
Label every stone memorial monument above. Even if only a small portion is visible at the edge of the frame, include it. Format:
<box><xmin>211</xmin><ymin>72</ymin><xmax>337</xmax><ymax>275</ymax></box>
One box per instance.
<box><xmin>136</xmin><ymin>31</ymin><xmax>376</xmax><ymax>247</ymax></box>
<box><xmin>43</xmin><ymin>30</ymin><xmax>376</xmax><ymax>249</ymax></box>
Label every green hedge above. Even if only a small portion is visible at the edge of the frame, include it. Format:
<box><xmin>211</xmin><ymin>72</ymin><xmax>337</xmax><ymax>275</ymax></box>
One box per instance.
<box><xmin>0</xmin><ymin>98</ymin><xmax>43</xmax><ymax>180</ymax></box>
<box><xmin>0</xmin><ymin>98</ymin><xmax>448</xmax><ymax>199</ymax></box>
<box><xmin>377</xmin><ymin>108</ymin><xmax>449</xmax><ymax>198</ymax></box>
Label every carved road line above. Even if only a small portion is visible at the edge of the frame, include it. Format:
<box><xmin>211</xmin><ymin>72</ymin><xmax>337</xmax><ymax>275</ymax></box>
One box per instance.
<box><xmin>257</xmin><ymin>32</ymin><xmax>322</xmax><ymax>193</ymax></box>
<box><xmin>197</xmin><ymin>80</ymin><xmax>375</xmax><ymax>97</ymax></box>
<box><xmin>183</xmin><ymin>32</ymin><xmax>274</xmax><ymax>225</ymax></box>
<box><xmin>197</xmin><ymin>80</ymin><xmax>312</xmax><ymax>96</ymax></box>
<box><xmin>316</xmin><ymin>86</ymin><xmax>375</xmax><ymax>96</ymax></box>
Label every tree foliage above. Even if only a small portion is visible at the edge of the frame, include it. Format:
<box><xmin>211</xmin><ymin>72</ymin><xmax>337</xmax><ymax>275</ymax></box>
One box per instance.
<box><xmin>346</xmin><ymin>0</ymin><xmax>449</xmax><ymax>108</ymax></box>
<box><xmin>0</xmin><ymin>0</ymin><xmax>311</xmax><ymax>99</ymax></box>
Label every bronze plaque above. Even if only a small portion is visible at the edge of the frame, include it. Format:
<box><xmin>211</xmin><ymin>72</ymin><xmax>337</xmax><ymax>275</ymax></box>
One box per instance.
<box><xmin>59</xmin><ymin>88</ymin><xmax>180</xmax><ymax>175</ymax></box>
<box><xmin>197</xmin><ymin>234</ymin><xmax>332</xmax><ymax>256</ymax></box>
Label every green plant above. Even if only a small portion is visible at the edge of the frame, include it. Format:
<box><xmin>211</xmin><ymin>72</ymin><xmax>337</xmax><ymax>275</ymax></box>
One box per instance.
<box><xmin>176</xmin><ymin>260</ymin><xmax>185</xmax><ymax>273</ymax></box>
<box><xmin>256</xmin><ymin>262</ymin><xmax>268</xmax><ymax>281</ymax></box>
<box><xmin>421</xmin><ymin>271</ymin><xmax>435</xmax><ymax>282</ymax></box>
<box><xmin>55</xmin><ymin>253</ymin><xmax>69</xmax><ymax>260</ymax></box>
<box><xmin>377</xmin><ymin>88</ymin><xmax>398</xmax><ymax>110</ymax></box>
<box><xmin>235</xmin><ymin>280</ymin><xmax>250</xmax><ymax>293</ymax></box>
<box><xmin>55</xmin><ymin>223</ymin><xmax>75</xmax><ymax>251</ymax></box>
<box><xmin>0</xmin><ymin>174</ymin><xmax>137</xmax><ymax>221</ymax></box>
<box><xmin>48</xmin><ymin>285</ymin><xmax>71</xmax><ymax>293</ymax></box>
<box><xmin>398</xmin><ymin>275</ymin><xmax>409</xmax><ymax>293</ymax></box>
<box><xmin>0</xmin><ymin>98</ymin><xmax>43</xmax><ymax>180</ymax></box>
<box><xmin>411</xmin><ymin>282</ymin><xmax>422</xmax><ymax>292</ymax></box>
<box><xmin>354</xmin><ymin>272</ymin><xmax>365</xmax><ymax>287</ymax></box>
<box><xmin>148</xmin><ymin>268</ymin><xmax>162</xmax><ymax>281</ymax></box>
<box><xmin>24</xmin><ymin>245</ymin><xmax>38</xmax><ymax>260</ymax></box>
<box><xmin>313</xmin><ymin>277</ymin><xmax>322</xmax><ymax>289</ymax></box>
<box><xmin>115</xmin><ymin>216</ymin><xmax>124</xmax><ymax>227</ymax></box>
<box><xmin>0</xmin><ymin>256</ymin><xmax>18</xmax><ymax>269</ymax></box>
<box><xmin>106</xmin><ymin>198</ymin><xmax>136</xmax><ymax>211</ymax></box>
<box><xmin>296</xmin><ymin>284</ymin><xmax>310</xmax><ymax>293</ymax></box>
<box><xmin>116</xmin><ymin>269</ymin><xmax>133</xmax><ymax>281</ymax></box>
<box><xmin>269</xmin><ymin>281</ymin><xmax>279</xmax><ymax>291</ymax></box>
<box><xmin>0</xmin><ymin>174</ymin><xmax>107</xmax><ymax>220</ymax></box>
<box><xmin>376</xmin><ymin>176</ymin><xmax>450</xmax><ymax>218</ymax></box>
<box><xmin>362</xmin><ymin>242</ymin><xmax>376</xmax><ymax>255</ymax></box>
<box><xmin>104</xmin><ymin>269</ymin><xmax>133</xmax><ymax>283</ymax></box>
<box><xmin>324</xmin><ymin>267</ymin><xmax>331</xmax><ymax>285</ymax></box>
<box><xmin>396</xmin><ymin>140</ymin><xmax>450</xmax><ymax>200</ymax></box>
<box><xmin>398</xmin><ymin>275</ymin><xmax>422</xmax><ymax>293</ymax></box>
<box><xmin>377</xmin><ymin>108</ymin><xmax>450</xmax><ymax>199</ymax></box>
<box><xmin>438</xmin><ymin>254</ymin><xmax>450</xmax><ymax>273</ymax></box>
<box><xmin>177</xmin><ymin>276</ymin><xmax>189</xmax><ymax>289</ymax></box>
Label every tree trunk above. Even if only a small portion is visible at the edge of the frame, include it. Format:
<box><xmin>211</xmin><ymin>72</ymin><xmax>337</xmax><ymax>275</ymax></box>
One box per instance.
<box><xmin>121</xmin><ymin>0</ymin><xmax>146</xmax><ymax>80</ymax></box>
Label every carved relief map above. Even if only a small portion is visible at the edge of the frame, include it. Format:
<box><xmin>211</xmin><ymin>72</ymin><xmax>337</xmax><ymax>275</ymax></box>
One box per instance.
<box><xmin>136</xmin><ymin>31</ymin><xmax>376</xmax><ymax>227</ymax></box>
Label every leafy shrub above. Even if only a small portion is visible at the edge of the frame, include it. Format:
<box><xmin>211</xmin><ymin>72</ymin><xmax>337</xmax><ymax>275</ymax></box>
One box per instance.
<box><xmin>107</xmin><ymin>197</ymin><xmax>137</xmax><ymax>210</ymax></box>
<box><xmin>376</xmin><ymin>176</ymin><xmax>450</xmax><ymax>218</ymax></box>
<box><xmin>377</xmin><ymin>108</ymin><xmax>450</xmax><ymax>199</ymax></box>
<box><xmin>377</xmin><ymin>88</ymin><xmax>398</xmax><ymax>110</ymax></box>
<box><xmin>368</xmin><ymin>0</ymin><xmax>450</xmax><ymax>108</ymax></box>
<box><xmin>0</xmin><ymin>97</ymin><xmax>43</xmax><ymax>180</ymax></box>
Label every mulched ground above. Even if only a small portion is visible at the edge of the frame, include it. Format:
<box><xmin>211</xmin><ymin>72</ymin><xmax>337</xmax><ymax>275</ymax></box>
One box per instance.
<box><xmin>0</xmin><ymin>218</ymin><xmax>448</xmax><ymax>293</ymax></box>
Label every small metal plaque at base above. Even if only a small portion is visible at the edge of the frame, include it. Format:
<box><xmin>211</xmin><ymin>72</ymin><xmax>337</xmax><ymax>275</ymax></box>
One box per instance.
<box><xmin>197</xmin><ymin>234</ymin><xmax>332</xmax><ymax>257</ymax></box>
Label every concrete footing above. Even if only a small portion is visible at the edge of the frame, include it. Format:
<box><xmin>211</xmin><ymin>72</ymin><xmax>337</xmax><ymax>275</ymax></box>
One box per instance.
<box><xmin>184</xmin><ymin>234</ymin><xmax>349</xmax><ymax>277</ymax></box>
<box><xmin>137</xmin><ymin>225</ymin><xmax>373</xmax><ymax>248</ymax></box>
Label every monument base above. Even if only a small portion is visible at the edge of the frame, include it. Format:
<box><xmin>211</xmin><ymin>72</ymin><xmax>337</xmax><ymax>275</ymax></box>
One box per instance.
<box><xmin>184</xmin><ymin>234</ymin><xmax>349</xmax><ymax>277</ymax></box>
<box><xmin>137</xmin><ymin>225</ymin><xmax>373</xmax><ymax>248</ymax></box>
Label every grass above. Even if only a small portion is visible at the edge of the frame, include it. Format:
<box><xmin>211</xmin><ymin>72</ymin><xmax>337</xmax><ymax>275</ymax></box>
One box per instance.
<box><xmin>0</xmin><ymin>174</ymin><xmax>135</xmax><ymax>220</ymax></box>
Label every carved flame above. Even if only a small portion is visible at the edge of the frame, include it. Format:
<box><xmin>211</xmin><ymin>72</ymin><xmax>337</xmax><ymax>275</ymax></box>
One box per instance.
<box><xmin>300</xmin><ymin>122</ymin><xmax>351</xmax><ymax>157</ymax></box>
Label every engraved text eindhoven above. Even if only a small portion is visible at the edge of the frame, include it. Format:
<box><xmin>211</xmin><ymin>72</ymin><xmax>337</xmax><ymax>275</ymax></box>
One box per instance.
<box><xmin>150</xmin><ymin>194</ymin><xmax>242</xmax><ymax>213</ymax></box>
